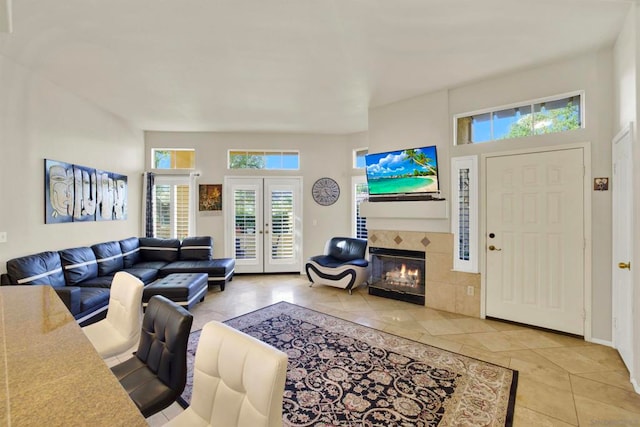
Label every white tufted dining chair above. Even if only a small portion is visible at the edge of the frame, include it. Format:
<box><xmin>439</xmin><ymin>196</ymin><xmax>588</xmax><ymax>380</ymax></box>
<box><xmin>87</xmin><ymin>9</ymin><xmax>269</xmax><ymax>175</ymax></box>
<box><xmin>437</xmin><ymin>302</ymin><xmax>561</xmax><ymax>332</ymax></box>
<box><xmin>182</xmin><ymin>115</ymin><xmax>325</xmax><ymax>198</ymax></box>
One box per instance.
<box><xmin>82</xmin><ymin>271</ymin><xmax>143</xmax><ymax>359</ymax></box>
<box><xmin>164</xmin><ymin>321</ymin><xmax>288</xmax><ymax>427</ymax></box>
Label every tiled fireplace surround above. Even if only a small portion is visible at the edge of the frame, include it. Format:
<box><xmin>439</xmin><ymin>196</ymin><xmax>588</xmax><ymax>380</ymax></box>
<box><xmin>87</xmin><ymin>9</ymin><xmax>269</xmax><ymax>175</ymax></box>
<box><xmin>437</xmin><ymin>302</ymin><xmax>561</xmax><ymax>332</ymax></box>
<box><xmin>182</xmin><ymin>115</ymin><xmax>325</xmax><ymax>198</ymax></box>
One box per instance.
<box><xmin>367</xmin><ymin>230</ymin><xmax>481</xmax><ymax>317</ymax></box>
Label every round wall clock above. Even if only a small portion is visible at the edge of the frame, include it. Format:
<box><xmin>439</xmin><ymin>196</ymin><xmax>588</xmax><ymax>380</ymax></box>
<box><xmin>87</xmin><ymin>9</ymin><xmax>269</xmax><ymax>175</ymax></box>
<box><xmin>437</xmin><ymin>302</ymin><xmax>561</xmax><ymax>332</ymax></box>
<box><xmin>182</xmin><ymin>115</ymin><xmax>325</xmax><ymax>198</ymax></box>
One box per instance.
<box><xmin>312</xmin><ymin>177</ymin><xmax>340</xmax><ymax>206</ymax></box>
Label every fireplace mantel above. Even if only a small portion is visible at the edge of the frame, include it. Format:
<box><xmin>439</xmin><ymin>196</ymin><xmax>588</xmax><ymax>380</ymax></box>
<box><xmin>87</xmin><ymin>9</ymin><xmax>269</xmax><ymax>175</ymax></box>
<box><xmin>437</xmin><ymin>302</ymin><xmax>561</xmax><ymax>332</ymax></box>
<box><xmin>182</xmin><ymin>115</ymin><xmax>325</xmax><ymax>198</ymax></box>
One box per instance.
<box><xmin>360</xmin><ymin>200</ymin><xmax>448</xmax><ymax>219</ymax></box>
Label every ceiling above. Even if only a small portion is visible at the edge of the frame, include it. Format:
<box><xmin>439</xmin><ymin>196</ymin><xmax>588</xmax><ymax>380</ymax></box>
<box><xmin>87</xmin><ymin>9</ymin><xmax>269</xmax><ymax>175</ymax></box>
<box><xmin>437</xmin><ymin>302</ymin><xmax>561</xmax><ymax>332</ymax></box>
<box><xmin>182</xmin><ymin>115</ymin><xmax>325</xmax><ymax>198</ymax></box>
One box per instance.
<box><xmin>0</xmin><ymin>0</ymin><xmax>632</xmax><ymax>134</ymax></box>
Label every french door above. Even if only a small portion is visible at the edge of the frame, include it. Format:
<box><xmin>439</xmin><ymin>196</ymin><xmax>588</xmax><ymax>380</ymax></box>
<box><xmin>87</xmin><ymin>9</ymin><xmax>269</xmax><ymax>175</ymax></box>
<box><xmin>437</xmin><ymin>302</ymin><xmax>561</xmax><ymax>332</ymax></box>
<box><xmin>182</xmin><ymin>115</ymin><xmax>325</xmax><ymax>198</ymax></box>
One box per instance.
<box><xmin>485</xmin><ymin>148</ymin><xmax>586</xmax><ymax>335</ymax></box>
<box><xmin>225</xmin><ymin>177</ymin><xmax>302</xmax><ymax>273</ymax></box>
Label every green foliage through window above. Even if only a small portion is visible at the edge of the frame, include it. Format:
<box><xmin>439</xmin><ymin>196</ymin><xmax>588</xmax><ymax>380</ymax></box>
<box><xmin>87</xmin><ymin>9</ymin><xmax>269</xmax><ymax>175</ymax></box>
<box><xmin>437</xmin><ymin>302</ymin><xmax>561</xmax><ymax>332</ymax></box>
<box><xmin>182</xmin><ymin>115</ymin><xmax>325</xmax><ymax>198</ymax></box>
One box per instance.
<box><xmin>228</xmin><ymin>150</ymin><xmax>299</xmax><ymax>170</ymax></box>
<box><xmin>455</xmin><ymin>93</ymin><xmax>582</xmax><ymax>145</ymax></box>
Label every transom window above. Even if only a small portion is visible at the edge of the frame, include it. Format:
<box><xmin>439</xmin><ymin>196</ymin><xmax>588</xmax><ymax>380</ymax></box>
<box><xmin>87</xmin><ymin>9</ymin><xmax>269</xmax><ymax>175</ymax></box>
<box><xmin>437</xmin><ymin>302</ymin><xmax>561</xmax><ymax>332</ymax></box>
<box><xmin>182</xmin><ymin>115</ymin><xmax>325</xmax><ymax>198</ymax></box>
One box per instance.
<box><xmin>228</xmin><ymin>150</ymin><xmax>299</xmax><ymax>170</ymax></box>
<box><xmin>454</xmin><ymin>92</ymin><xmax>583</xmax><ymax>145</ymax></box>
<box><xmin>152</xmin><ymin>149</ymin><xmax>195</xmax><ymax>169</ymax></box>
<box><xmin>353</xmin><ymin>148</ymin><xmax>368</xmax><ymax>169</ymax></box>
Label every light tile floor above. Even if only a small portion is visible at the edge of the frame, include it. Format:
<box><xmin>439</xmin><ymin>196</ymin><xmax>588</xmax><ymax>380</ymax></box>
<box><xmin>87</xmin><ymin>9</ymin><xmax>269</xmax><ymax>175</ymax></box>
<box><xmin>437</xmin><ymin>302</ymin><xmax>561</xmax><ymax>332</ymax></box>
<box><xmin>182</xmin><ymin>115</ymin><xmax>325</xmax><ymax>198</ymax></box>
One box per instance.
<box><xmin>107</xmin><ymin>274</ymin><xmax>640</xmax><ymax>426</ymax></box>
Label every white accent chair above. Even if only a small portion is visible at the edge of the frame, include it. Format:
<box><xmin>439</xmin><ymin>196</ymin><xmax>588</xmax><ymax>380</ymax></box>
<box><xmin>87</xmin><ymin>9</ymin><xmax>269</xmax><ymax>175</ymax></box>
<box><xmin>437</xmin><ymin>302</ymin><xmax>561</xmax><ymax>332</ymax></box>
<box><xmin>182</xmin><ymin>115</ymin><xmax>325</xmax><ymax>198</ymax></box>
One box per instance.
<box><xmin>165</xmin><ymin>321</ymin><xmax>288</xmax><ymax>427</ymax></box>
<box><xmin>82</xmin><ymin>271</ymin><xmax>143</xmax><ymax>359</ymax></box>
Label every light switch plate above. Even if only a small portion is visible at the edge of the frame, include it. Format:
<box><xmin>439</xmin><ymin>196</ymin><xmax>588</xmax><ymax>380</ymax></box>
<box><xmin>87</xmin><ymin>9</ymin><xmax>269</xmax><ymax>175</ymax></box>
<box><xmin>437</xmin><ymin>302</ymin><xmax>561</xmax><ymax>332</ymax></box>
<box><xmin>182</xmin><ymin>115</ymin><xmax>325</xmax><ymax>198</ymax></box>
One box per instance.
<box><xmin>0</xmin><ymin>232</ymin><xmax>7</xmax><ymax>243</ymax></box>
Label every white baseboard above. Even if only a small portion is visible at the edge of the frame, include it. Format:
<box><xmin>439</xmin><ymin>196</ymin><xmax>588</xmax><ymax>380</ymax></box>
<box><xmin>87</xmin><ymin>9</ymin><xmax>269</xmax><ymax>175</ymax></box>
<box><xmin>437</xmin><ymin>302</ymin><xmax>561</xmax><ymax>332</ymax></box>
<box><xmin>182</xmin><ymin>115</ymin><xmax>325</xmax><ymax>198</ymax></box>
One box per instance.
<box><xmin>588</xmin><ymin>337</ymin><xmax>613</xmax><ymax>347</ymax></box>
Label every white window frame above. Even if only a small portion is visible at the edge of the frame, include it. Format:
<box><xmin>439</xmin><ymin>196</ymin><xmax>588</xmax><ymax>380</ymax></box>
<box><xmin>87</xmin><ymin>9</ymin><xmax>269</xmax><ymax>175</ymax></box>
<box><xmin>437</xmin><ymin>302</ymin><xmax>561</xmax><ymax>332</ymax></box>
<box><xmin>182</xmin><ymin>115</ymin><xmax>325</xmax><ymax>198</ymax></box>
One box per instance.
<box><xmin>452</xmin><ymin>90</ymin><xmax>585</xmax><ymax>146</ymax></box>
<box><xmin>451</xmin><ymin>156</ymin><xmax>478</xmax><ymax>272</ymax></box>
<box><xmin>352</xmin><ymin>175</ymin><xmax>368</xmax><ymax>239</ymax></box>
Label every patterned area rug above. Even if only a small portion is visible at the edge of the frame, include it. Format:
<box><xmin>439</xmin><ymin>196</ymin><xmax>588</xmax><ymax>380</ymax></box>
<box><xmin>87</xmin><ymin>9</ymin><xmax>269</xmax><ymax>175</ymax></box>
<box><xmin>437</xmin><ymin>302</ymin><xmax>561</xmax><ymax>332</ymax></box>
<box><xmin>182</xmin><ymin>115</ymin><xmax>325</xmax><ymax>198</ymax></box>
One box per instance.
<box><xmin>181</xmin><ymin>301</ymin><xmax>518</xmax><ymax>426</ymax></box>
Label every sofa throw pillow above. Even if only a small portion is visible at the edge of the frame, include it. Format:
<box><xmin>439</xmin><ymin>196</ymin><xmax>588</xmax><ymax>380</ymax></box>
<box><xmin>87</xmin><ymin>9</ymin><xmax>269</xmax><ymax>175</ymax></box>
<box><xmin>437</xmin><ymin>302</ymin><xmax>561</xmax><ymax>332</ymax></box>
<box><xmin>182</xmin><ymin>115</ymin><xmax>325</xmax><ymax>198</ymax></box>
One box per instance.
<box><xmin>180</xmin><ymin>236</ymin><xmax>213</xmax><ymax>260</ymax></box>
<box><xmin>92</xmin><ymin>241</ymin><xmax>124</xmax><ymax>276</ymax></box>
<box><xmin>139</xmin><ymin>237</ymin><xmax>180</xmax><ymax>263</ymax></box>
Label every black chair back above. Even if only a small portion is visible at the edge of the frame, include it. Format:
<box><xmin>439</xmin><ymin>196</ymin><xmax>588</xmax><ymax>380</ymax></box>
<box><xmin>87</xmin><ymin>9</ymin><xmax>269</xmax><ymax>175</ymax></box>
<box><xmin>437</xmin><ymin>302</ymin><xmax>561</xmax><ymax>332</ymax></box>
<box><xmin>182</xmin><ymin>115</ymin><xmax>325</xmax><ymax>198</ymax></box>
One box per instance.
<box><xmin>327</xmin><ymin>237</ymin><xmax>368</xmax><ymax>261</ymax></box>
<box><xmin>136</xmin><ymin>295</ymin><xmax>193</xmax><ymax>393</ymax></box>
<box><xmin>112</xmin><ymin>295</ymin><xmax>193</xmax><ymax>418</ymax></box>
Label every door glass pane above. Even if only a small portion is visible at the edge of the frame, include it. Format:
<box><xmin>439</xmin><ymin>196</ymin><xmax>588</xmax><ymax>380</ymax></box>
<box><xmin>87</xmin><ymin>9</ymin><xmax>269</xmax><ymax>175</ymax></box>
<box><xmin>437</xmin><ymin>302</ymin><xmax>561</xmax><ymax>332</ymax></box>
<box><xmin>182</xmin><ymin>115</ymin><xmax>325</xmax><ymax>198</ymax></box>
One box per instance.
<box><xmin>270</xmin><ymin>190</ymin><xmax>294</xmax><ymax>260</ymax></box>
<box><xmin>458</xmin><ymin>168</ymin><xmax>470</xmax><ymax>261</ymax></box>
<box><xmin>355</xmin><ymin>182</ymin><xmax>368</xmax><ymax>239</ymax></box>
<box><xmin>154</xmin><ymin>184</ymin><xmax>171</xmax><ymax>238</ymax></box>
<box><xmin>234</xmin><ymin>190</ymin><xmax>258</xmax><ymax>260</ymax></box>
<box><xmin>175</xmin><ymin>185</ymin><xmax>190</xmax><ymax>240</ymax></box>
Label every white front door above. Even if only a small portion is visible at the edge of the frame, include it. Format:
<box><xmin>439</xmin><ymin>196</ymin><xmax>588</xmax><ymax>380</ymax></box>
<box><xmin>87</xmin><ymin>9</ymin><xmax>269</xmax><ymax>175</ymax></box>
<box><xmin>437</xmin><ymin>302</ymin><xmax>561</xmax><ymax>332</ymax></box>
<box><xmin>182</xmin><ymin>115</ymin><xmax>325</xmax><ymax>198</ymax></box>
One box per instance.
<box><xmin>485</xmin><ymin>148</ymin><xmax>585</xmax><ymax>335</ymax></box>
<box><xmin>612</xmin><ymin>126</ymin><xmax>634</xmax><ymax>373</ymax></box>
<box><xmin>225</xmin><ymin>177</ymin><xmax>302</xmax><ymax>274</ymax></box>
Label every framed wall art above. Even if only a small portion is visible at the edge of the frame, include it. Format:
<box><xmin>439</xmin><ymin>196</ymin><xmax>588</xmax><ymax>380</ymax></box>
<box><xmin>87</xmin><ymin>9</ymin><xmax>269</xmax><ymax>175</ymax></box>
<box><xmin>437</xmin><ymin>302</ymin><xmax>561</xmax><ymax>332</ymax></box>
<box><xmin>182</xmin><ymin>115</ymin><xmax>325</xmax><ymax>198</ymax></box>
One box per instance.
<box><xmin>44</xmin><ymin>159</ymin><xmax>128</xmax><ymax>224</ymax></box>
<box><xmin>199</xmin><ymin>184</ymin><xmax>222</xmax><ymax>211</ymax></box>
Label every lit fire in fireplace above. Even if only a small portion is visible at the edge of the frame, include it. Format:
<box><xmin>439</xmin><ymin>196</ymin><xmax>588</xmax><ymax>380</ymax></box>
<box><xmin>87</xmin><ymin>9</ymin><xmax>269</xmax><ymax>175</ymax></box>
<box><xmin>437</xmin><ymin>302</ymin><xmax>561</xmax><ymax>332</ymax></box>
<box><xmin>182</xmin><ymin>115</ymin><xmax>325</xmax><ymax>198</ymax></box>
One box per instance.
<box><xmin>384</xmin><ymin>264</ymin><xmax>420</xmax><ymax>288</ymax></box>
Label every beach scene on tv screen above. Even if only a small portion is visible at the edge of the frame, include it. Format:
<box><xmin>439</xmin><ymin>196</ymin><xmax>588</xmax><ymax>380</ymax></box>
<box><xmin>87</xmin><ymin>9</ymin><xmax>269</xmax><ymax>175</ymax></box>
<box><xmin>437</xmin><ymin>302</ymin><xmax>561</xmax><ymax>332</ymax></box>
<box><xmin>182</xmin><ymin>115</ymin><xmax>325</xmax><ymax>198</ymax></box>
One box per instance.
<box><xmin>366</xmin><ymin>146</ymin><xmax>439</xmax><ymax>195</ymax></box>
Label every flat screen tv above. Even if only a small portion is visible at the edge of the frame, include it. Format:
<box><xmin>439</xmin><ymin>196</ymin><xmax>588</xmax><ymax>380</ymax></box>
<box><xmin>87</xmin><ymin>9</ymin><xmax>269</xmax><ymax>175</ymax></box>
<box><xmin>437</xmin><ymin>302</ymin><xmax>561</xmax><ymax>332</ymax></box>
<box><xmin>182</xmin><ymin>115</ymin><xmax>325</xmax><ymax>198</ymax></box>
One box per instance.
<box><xmin>365</xmin><ymin>145</ymin><xmax>439</xmax><ymax>201</ymax></box>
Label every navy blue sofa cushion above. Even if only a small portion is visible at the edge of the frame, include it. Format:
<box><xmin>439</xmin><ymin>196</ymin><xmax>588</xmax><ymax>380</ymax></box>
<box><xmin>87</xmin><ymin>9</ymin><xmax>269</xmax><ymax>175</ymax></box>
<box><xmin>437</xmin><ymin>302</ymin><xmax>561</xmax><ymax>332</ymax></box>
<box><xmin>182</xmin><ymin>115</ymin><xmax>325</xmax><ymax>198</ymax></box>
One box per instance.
<box><xmin>159</xmin><ymin>259</ymin><xmax>234</xmax><ymax>277</ymax></box>
<box><xmin>139</xmin><ymin>238</ymin><xmax>180</xmax><ymax>263</ymax></box>
<box><xmin>59</xmin><ymin>247</ymin><xmax>99</xmax><ymax>286</ymax></box>
<box><xmin>119</xmin><ymin>237</ymin><xmax>141</xmax><ymax>268</ymax></box>
<box><xmin>122</xmin><ymin>267</ymin><xmax>159</xmax><ymax>284</ymax></box>
<box><xmin>78</xmin><ymin>287</ymin><xmax>111</xmax><ymax>313</ymax></box>
<box><xmin>179</xmin><ymin>236</ymin><xmax>213</xmax><ymax>260</ymax></box>
<box><xmin>6</xmin><ymin>251</ymin><xmax>67</xmax><ymax>287</ymax></box>
<box><xmin>92</xmin><ymin>241</ymin><xmax>124</xmax><ymax>276</ymax></box>
<box><xmin>77</xmin><ymin>275</ymin><xmax>116</xmax><ymax>288</ymax></box>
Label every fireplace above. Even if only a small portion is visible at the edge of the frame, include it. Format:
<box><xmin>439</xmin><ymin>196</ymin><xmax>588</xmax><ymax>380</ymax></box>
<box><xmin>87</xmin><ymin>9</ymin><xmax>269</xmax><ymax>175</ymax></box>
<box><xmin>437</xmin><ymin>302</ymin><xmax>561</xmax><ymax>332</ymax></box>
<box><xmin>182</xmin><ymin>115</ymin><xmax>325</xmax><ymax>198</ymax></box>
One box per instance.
<box><xmin>368</xmin><ymin>247</ymin><xmax>426</xmax><ymax>305</ymax></box>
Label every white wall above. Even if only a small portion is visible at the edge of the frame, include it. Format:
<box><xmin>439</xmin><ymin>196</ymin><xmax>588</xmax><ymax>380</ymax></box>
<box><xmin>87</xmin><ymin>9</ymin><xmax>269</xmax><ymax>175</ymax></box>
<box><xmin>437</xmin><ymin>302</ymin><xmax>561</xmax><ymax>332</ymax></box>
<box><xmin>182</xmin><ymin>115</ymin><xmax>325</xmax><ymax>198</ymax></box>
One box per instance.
<box><xmin>0</xmin><ymin>55</ymin><xmax>144</xmax><ymax>274</ymax></box>
<box><xmin>368</xmin><ymin>51</ymin><xmax>615</xmax><ymax>342</ymax></box>
<box><xmin>144</xmin><ymin>131</ymin><xmax>368</xmax><ymax>263</ymax></box>
<box><xmin>613</xmin><ymin>3</ymin><xmax>640</xmax><ymax>390</ymax></box>
<box><xmin>368</xmin><ymin>90</ymin><xmax>451</xmax><ymax>232</ymax></box>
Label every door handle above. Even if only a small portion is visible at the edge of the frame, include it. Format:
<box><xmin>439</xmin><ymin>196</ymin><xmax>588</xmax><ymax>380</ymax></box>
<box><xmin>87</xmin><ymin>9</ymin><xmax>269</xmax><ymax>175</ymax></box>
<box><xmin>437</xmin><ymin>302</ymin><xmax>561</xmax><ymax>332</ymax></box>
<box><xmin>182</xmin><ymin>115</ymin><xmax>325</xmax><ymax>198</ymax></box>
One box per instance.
<box><xmin>488</xmin><ymin>245</ymin><xmax>502</xmax><ymax>251</ymax></box>
<box><xmin>618</xmin><ymin>262</ymin><xmax>631</xmax><ymax>270</ymax></box>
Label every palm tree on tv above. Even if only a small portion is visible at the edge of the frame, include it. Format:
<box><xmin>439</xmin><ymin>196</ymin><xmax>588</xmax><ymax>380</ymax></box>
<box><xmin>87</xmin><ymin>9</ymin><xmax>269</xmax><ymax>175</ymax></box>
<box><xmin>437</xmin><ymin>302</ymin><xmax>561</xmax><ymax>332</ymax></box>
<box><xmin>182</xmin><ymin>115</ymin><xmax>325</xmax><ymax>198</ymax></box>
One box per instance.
<box><xmin>404</xmin><ymin>149</ymin><xmax>437</xmax><ymax>175</ymax></box>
